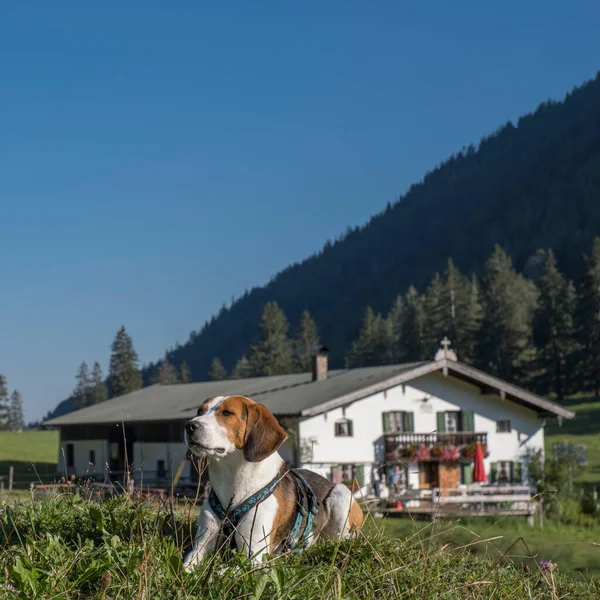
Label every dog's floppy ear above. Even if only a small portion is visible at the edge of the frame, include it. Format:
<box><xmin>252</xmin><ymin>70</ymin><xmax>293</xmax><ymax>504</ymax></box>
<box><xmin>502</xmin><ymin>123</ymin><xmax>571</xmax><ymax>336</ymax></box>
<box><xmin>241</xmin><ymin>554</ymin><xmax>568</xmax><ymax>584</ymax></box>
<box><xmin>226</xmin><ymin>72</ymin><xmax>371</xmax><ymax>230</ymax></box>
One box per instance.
<box><xmin>244</xmin><ymin>403</ymin><xmax>288</xmax><ymax>462</ymax></box>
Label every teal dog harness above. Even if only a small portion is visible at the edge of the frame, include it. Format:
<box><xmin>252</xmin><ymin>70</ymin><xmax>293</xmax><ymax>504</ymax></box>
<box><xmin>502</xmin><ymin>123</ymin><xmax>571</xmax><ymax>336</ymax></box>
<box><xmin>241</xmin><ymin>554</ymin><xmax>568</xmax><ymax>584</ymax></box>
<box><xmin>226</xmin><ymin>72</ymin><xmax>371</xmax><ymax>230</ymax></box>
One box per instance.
<box><xmin>208</xmin><ymin>469</ymin><xmax>319</xmax><ymax>554</ymax></box>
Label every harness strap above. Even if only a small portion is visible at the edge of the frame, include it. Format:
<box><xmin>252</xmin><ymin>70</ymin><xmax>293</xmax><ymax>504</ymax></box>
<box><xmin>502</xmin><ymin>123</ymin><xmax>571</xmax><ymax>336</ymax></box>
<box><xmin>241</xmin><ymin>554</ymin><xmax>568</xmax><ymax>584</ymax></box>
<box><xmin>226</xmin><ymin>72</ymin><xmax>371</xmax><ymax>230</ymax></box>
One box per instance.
<box><xmin>209</xmin><ymin>473</ymin><xmax>281</xmax><ymax>541</ymax></box>
<box><xmin>209</xmin><ymin>468</ymin><xmax>319</xmax><ymax>554</ymax></box>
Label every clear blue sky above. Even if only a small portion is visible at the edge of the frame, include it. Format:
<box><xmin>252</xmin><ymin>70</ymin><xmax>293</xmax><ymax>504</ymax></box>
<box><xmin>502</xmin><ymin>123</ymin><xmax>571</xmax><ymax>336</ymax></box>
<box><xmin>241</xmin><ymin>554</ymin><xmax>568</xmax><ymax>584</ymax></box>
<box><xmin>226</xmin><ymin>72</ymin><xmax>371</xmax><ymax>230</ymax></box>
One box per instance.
<box><xmin>1</xmin><ymin>2</ymin><xmax>599</xmax><ymax>422</ymax></box>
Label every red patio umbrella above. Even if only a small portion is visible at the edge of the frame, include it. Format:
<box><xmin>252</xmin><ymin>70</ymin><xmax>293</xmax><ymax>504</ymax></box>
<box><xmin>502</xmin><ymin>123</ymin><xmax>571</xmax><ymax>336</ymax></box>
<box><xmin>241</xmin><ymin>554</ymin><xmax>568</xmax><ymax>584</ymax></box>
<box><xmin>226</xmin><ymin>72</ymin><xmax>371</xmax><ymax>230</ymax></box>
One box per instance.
<box><xmin>472</xmin><ymin>442</ymin><xmax>487</xmax><ymax>483</ymax></box>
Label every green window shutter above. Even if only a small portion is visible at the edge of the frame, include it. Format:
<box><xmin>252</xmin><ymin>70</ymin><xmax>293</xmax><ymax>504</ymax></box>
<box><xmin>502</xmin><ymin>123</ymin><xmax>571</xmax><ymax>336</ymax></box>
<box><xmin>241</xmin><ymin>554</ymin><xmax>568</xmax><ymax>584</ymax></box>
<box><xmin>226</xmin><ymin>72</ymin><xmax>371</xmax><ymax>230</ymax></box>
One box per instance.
<box><xmin>490</xmin><ymin>462</ymin><xmax>498</xmax><ymax>484</ymax></box>
<box><xmin>382</xmin><ymin>412</ymin><xmax>392</xmax><ymax>433</ymax></box>
<box><xmin>462</xmin><ymin>410</ymin><xmax>474</xmax><ymax>432</ymax></box>
<box><xmin>405</xmin><ymin>412</ymin><xmax>415</xmax><ymax>432</ymax></box>
<box><xmin>462</xmin><ymin>463</ymin><xmax>473</xmax><ymax>485</ymax></box>
<box><xmin>354</xmin><ymin>464</ymin><xmax>364</xmax><ymax>487</ymax></box>
<box><xmin>512</xmin><ymin>461</ymin><xmax>522</xmax><ymax>484</ymax></box>
<box><xmin>436</xmin><ymin>412</ymin><xmax>446</xmax><ymax>433</ymax></box>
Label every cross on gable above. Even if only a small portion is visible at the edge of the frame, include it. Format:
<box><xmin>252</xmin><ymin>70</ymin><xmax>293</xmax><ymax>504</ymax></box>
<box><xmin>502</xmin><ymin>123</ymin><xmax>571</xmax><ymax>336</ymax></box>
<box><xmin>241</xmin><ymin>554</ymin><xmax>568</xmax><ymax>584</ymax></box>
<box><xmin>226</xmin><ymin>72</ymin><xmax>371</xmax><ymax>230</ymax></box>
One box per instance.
<box><xmin>434</xmin><ymin>337</ymin><xmax>458</xmax><ymax>363</ymax></box>
<box><xmin>440</xmin><ymin>337</ymin><xmax>451</xmax><ymax>352</ymax></box>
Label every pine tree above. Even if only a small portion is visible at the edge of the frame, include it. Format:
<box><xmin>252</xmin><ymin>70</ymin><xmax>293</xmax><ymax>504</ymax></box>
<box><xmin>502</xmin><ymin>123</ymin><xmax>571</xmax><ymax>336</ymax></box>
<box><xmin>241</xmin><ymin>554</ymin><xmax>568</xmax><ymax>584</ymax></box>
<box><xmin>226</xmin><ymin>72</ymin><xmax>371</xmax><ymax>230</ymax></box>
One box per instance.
<box><xmin>89</xmin><ymin>362</ymin><xmax>108</xmax><ymax>405</ymax></box>
<box><xmin>345</xmin><ymin>306</ymin><xmax>388</xmax><ymax>367</ymax></box>
<box><xmin>455</xmin><ymin>274</ymin><xmax>483</xmax><ymax>363</ymax></box>
<box><xmin>108</xmin><ymin>326</ymin><xmax>142</xmax><ymax>398</ymax></box>
<box><xmin>0</xmin><ymin>375</ymin><xmax>9</xmax><ymax>430</ymax></box>
<box><xmin>476</xmin><ymin>245</ymin><xmax>538</xmax><ymax>382</ymax></box>
<box><xmin>440</xmin><ymin>260</ymin><xmax>482</xmax><ymax>363</ymax></box>
<box><xmin>386</xmin><ymin>295</ymin><xmax>405</xmax><ymax>363</ymax></box>
<box><xmin>208</xmin><ymin>358</ymin><xmax>227</xmax><ymax>381</ymax></box>
<box><xmin>293</xmin><ymin>310</ymin><xmax>321</xmax><ymax>372</ymax></box>
<box><xmin>532</xmin><ymin>250</ymin><xmax>576</xmax><ymax>399</ymax></box>
<box><xmin>423</xmin><ymin>273</ymin><xmax>447</xmax><ymax>357</ymax></box>
<box><xmin>179</xmin><ymin>361</ymin><xmax>192</xmax><ymax>383</ymax></box>
<box><xmin>73</xmin><ymin>362</ymin><xmax>92</xmax><ymax>410</ymax></box>
<box><xmin>8</xmin><ymin>390</ymin><xmax>25</xmax><ymax>431</ymax></box>
<box><xmin>152</xmin><ymin>359</ymin><xmax>180</xmax><ymax>385</ymax></box>
<box><xmin>231</xmin><ymin>355</ymin><xmax>253</xmax><ymax>379</ymax></box>
<box><xmin>400</xmin><ymin>286</ymin><xmax>427</xmax><ymax>362</ymax></box>
<box><xmin>574</xmin><ymin>238</ymin><xmax>600</xmax><ymax>394</ymax></box>
<box><xmin>248</xmin><ymin>302</ymin><xmax>294</xmax><ymax>376</ymax></box>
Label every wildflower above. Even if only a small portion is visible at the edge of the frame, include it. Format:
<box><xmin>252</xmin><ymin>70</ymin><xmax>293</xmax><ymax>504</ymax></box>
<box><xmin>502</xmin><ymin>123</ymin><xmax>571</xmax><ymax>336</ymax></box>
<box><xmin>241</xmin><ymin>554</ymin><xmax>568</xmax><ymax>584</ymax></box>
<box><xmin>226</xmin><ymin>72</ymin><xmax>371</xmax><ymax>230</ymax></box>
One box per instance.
<box><xmin>540</xmin><ymin>560</ymin><xmax>555</xmax><ymax>572</ymax></box>
<box><xmin>3</xmin><ymin>584</ymin><xmax>18</xmax><ymax>595</ymax></box>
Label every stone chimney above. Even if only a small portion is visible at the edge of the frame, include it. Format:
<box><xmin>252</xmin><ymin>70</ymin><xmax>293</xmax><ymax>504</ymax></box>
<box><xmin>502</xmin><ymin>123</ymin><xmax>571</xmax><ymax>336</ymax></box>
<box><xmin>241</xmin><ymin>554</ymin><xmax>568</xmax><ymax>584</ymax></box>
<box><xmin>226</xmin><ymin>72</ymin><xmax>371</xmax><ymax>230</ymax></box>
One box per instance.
<box><xmin>311</xmin><ymin>345</ymin><xmax>330</xmax><ymax>382</ymax></box>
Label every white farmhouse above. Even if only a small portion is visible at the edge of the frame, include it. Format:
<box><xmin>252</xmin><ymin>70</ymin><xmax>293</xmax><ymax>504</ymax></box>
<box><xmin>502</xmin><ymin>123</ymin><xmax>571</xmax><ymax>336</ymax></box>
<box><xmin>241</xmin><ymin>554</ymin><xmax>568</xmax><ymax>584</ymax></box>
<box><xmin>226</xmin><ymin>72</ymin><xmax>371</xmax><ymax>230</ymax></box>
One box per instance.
<box><xmin>44</xmin><ymin>342</ymin><xmax>573</xmax><ymax>496</ymax></box>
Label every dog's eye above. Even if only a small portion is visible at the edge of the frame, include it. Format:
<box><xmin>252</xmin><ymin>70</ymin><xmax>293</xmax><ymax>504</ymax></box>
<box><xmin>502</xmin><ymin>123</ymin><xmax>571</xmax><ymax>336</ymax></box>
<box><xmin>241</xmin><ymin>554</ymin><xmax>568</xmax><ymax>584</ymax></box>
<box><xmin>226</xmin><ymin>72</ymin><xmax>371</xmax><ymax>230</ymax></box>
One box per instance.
<box><xmin>221</xmin><ymin>410</ymin><xmax>234</xmax><ymax>417</ymax></box>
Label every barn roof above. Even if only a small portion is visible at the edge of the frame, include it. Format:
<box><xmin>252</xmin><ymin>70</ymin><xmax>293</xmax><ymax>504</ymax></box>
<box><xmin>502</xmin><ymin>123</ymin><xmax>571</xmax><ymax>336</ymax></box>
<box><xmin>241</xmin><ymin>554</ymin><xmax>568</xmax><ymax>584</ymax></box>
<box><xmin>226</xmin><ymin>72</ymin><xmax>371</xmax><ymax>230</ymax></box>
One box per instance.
<box><xmin>43</xmin><ymin>358</ymin><xmax>574</xmax><ymax>427</ymax></box>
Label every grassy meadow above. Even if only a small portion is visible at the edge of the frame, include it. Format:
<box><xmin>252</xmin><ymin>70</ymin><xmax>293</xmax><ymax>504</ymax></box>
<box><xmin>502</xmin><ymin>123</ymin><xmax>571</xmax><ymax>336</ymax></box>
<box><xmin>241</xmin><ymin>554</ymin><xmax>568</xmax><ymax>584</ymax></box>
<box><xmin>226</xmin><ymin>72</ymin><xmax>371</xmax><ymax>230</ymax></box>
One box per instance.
<box><xmin>0</xmin><ymin>409</ymin><xmax>599</xmax><ymax>598</ymax></box>
<box><xmin>545</xmin><ymin>394</ymin><xmax>600</xmax><ymax>484</ymax></box>
<box><xmin>0</xmin><ymin>430</ymin><xmax>59</xmax><ymax>489</ymax></box>
<box><xmin>1</xmin><ymin>494</ymin><xmax>599</xmax><ymax>600</ymax></box>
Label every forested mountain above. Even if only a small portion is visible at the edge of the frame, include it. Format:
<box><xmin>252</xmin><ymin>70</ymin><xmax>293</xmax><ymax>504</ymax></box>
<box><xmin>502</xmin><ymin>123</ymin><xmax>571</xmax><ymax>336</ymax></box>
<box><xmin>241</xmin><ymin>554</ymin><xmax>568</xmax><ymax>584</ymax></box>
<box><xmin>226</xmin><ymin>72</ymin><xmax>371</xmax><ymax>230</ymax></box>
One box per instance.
<box><xmin>47</xmin><ymin>72</ymin><xmax>600</xmax><ymax>419</ymax></box>
<box><xmin>158</xmin><ymin>73</ymin><xmax>600</xmax><ymax>378</ymax></box>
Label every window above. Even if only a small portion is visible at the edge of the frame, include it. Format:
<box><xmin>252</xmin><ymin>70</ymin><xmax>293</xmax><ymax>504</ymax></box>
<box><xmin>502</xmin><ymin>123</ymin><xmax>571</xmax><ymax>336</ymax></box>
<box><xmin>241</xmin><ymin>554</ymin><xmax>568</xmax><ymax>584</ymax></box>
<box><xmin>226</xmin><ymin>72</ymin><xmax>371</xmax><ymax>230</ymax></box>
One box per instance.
<box><xmin>157</xmin><ymin>460</ymin><xmax>166</xmax><ymax>478</ymax></box>
<box><xmin>497</xmin><ymin>461</ymin><xmax>513</xmax><ymax>483</ymax></box>
<box><xmin>445</xmin><ymin>411</ymin><xmax>460</xmax><ymax>433</ymax></box>
<box><xmin>89</xmin><ymin>450</ymin><xmax>96</xmax><ymax>466</ymax></box>
<box><xmin>496</xmin><ymin>420</ymin><xmax>511</xmax><ymax>433</ymax></box>
<box><xmin>66</xmin><ymin>443</ymin><xmax>74</xmax><ymax>468</ymax></box>
<box><xmin>437</xmin><ymin>410</ymin><xmax>474</xmax><ymax>433</ymax></box>
<box><xmin>335</xmin><ymin>419</ymin><xmax>353</xmax><ymax>437</ymax></box>
<box><xmin>382</xmin><ymin>411</ymin><xmax>414</xmax><ymax>433</ymax></box>
<box><xmin>330</xmin><ymin>464</ymin><xmax>365</xmax><ymax>487</ymax></box>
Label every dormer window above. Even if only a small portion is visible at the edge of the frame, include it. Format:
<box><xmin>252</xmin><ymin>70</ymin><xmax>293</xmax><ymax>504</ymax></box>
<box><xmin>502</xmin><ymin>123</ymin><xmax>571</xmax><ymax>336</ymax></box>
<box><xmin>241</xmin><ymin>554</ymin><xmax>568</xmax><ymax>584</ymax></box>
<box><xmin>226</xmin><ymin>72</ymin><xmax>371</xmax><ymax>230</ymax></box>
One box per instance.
<box><xmin>335</xmin><ymin>418</ymin><xmax>353</xmax><ymax>437</ymax></box>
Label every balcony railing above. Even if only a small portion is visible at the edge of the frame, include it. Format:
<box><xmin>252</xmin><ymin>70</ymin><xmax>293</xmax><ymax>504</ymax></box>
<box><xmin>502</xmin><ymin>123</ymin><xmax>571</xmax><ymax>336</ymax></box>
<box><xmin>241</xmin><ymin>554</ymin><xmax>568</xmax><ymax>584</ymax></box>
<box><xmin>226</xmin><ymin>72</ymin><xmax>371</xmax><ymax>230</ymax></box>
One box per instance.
<box><xmin>384</xmin><ymin>431</ymin><xmax>488</xmax><ymax>460</ymax></box>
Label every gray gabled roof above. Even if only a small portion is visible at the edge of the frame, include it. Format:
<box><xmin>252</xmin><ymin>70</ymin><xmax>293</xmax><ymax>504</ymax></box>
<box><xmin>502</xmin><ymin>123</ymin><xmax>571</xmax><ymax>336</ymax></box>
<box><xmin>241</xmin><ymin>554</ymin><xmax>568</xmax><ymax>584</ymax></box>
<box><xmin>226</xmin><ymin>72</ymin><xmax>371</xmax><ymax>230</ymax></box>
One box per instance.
<box><xmin>43</xmin><ymin>362</ymin><xmax>427</xmax><ymax>426</ymax></box>
<box><xmin>301</xmin><ymin>359</ymin><xmax>575</xmax><ymax>420</ymax></box>
<box><xmin>43</xmin><ymin>358</ymin><xmax>574</xmax><ymax>427</ymax></box>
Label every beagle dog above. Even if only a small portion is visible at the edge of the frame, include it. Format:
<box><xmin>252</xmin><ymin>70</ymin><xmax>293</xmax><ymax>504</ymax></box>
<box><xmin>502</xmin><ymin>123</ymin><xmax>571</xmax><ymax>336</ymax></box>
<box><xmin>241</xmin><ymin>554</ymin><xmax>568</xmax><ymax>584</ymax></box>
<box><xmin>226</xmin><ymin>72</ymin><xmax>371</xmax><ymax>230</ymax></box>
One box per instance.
<box><xmin>183</xmin><ymin>395</ymin><xmax>363</xmax><ymax>571</ymax></box>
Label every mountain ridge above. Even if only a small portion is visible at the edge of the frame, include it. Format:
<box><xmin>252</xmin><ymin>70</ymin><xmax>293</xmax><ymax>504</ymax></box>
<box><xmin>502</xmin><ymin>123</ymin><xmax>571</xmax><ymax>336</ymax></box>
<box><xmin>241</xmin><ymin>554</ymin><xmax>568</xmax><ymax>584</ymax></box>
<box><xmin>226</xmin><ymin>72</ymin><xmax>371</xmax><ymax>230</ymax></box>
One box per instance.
<box><xmin>46</xmin><ymin>71</ymin><xmax>600</xmax><ymax>420</ymax></box>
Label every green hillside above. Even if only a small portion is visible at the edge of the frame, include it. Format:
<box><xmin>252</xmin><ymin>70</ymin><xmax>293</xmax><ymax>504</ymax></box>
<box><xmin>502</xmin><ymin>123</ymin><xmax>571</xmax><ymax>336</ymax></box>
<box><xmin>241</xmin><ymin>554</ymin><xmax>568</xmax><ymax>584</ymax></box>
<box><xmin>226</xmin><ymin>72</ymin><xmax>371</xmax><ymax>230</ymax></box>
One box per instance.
<box><xmin>155</xmin><ymin>72</ymin><xmax>600</xmax><ymax>381</ymax></box>
<box><xmin>0</xmin><ymin>430</ymin><xmax>59</xmax><ymax>488</ymax></box>
<box><xmin>48</xmin><ymin>71</ymin><xmax>600</xmax><ymax>419</ymax></box>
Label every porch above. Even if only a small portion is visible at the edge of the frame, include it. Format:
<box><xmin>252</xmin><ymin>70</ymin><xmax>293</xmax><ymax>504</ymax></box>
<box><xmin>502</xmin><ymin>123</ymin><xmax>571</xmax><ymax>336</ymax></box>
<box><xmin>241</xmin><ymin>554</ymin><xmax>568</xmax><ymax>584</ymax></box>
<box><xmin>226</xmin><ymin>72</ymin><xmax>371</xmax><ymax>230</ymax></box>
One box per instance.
<box><xmin>378</xmin><ymin>485</ymin><xmax>535</xmax><ymax>521</ymax></box>
<box><xmin>384</xmin><ymin>432</ymin><xmax>488</xmax><ymax>462</ymax></box>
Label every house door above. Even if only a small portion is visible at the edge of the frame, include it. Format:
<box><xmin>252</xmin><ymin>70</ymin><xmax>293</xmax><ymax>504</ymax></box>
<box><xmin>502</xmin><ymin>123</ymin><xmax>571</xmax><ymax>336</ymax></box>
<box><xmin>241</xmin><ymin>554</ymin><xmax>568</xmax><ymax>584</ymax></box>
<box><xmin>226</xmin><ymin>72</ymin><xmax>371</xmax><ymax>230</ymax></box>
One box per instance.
<box><xmin>419</xmin><ymin>462</ymin><xmax>439</xmax><ymax>489</ymax></box>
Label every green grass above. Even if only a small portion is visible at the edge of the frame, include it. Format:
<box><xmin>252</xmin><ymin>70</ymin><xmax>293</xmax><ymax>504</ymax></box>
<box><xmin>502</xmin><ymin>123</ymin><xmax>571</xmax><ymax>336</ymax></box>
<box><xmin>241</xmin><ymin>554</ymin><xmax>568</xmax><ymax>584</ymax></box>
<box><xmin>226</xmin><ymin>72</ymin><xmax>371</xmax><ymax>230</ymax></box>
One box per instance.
<box><xmin>546</xmin><ymin>395</ymin><xmax>600</xmax><ymax>484</ymax></box>
<box><xmin>0</xmin><ymin>430</ymin><xmax>59</xmax><ymax>489</ymax></box>
<box><xmin>379</xmin><ymin>517</ymin><xmax>600</xmax><ymax>576</ymax></box>
<box><xmin>1</xmin><ymin>495</ymin><xmax>599</xmax><ymax>599</ymax></box>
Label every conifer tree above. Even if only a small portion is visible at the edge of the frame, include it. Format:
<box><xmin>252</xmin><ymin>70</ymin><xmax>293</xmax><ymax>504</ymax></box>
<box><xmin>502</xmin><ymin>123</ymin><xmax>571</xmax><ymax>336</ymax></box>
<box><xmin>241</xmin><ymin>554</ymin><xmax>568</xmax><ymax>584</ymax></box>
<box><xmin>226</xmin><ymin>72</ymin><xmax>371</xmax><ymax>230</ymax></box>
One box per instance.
<box><xmin>293</xmin><ymin>310</ymin><xmax>321</xmax><ymax>372</ymax></box>
<box><xmin>108</xmin><ymin>326</ymin><xmax>142</xmax><ymax>398</ymax></box>
<box><xmin>456</xmin><ymin>274</ymin><xmax>483</xmax><ymax>363</ymax></box>
<box><xmin>476</xmin><ymin>245</ymin><xmax>537</xmax><ymax>381</ymax></box>
<box><xmin>400</xmin><ymin>286</ymin><xmax>427</xmax><ymax>362</ymax></box>
<box><xmin>248</xmin><ymin>302</ymin><xmax>294</xmax><ymax>376</ymax></box>
<box><xmin>574</xmin><ymin>238</ymin><xmax>600</xmax><ymax>394</ymax></box>
<box><xmin>208</xmin><ymin>357</ymin><xmax>227</xmax><ymax>381</ymax></box>
<box><xmin>88</xmin><ymin>362</ymin><xmax>108</xmax><ymax>405</ymax></box>
<box><xmin>179</xmin><ymin>361</ymin><xmax>192</xmax><ymax>383</ymax></box>
<box><xmin>152</xmin><ymin>358</ymin><xmax>180</xmax><ymax>385</ymax></box>
<box><xmin>73</xmin><ymin>362</ymin><xmax>92</xmax><ymax>410</ymax></box>
<box><xmin>533</xmin><ymin>250</ymin><xmax>576</xmax><ymax>399</ymax></box>
<box><xmin>386</xmin><ymin>295</ymin><xmax>405</xmax><ymax>363</ymax></box>
<box><xmin>8</xmin><ymin>390</ymin><xmax>25</xmax><ymax>431</ymax></box>
<box><xmin>345</xmin><ymin>306</ymin><xmax>388</xmax><ymax>367</ymax></box>
<box><xmin>440</xmin><ymin>259</ymin><xmax>483</xmax><ymax>363</ymax></box>
<box><xmin>231</xmin><ymin>355</ymin><xmax>253</xmax><ymax>379</ymax></box>
<box><xmin>423</xmin><ymin>273</ymin><xmax>447</xmax><ymax>357</ymax></box>
<box><xmin>0</xmin><ymin>375</ymin><xmax>9</xmax><ymax>429</ymax></box>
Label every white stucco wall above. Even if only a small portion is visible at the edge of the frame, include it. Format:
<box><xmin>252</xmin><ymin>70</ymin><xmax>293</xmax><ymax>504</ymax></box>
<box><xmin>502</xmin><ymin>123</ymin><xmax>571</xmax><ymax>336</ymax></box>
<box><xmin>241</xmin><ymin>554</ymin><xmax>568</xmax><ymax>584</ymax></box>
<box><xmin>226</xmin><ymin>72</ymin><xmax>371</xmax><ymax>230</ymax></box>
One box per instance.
<box><xmin>57</xmin><ymin>439</ymin><xmax>109</xmax><ymax>479</ymax></box>
<box><xmin>299</xmin><ymin>371</ymin><xmax>545</xmax><ymax>488</ymax></box>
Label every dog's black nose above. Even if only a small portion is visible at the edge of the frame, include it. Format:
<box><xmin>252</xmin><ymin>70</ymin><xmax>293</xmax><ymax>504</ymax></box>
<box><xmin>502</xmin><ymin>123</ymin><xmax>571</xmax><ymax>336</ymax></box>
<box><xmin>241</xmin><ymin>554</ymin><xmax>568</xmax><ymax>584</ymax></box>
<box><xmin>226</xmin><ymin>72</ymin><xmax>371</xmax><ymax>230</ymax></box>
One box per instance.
<box><xmin>185</xmin><ymin>420</ymin><xmax>200</xmax><ymax>435</ymax></box>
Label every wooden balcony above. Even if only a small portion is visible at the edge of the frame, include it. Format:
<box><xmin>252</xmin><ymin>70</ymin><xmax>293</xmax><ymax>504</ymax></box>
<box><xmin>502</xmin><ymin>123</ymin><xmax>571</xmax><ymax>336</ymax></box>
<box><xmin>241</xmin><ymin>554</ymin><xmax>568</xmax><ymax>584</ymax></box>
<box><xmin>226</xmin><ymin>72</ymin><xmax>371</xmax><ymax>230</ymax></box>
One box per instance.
<box><xmin>384</xmin><ymin>431</ymin><xmax>488</xmax><ymax>461</ymax></box>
